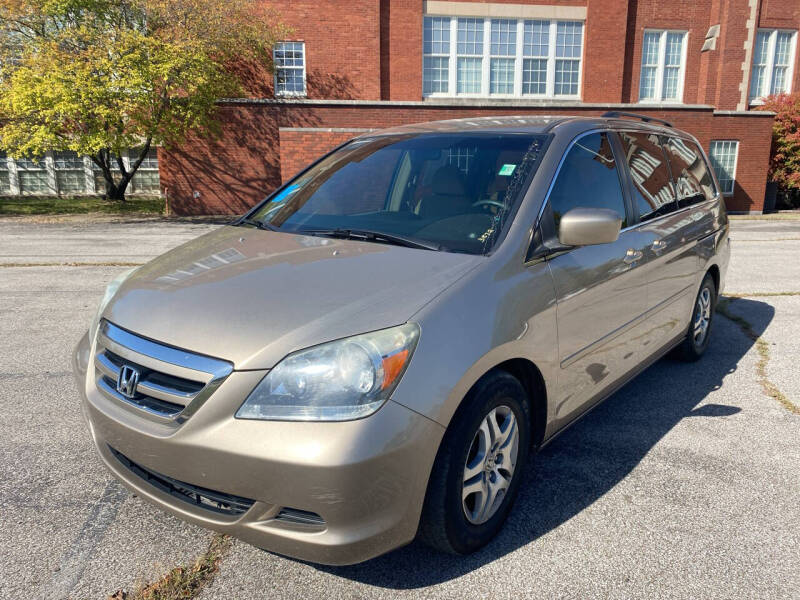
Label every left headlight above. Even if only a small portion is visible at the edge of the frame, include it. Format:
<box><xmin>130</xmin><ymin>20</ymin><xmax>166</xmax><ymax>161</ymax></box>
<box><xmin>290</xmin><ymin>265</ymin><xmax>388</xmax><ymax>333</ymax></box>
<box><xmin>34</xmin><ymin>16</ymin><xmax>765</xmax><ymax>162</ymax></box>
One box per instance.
<box><xmin>89</xmin><ymin>267</ymin><xmax>138</xmax><ymax>343</ymax></box>
<box><xmin>236</xmin><ymin>323</ymin><xmax>420</xmax><ymax>422</ymax></box>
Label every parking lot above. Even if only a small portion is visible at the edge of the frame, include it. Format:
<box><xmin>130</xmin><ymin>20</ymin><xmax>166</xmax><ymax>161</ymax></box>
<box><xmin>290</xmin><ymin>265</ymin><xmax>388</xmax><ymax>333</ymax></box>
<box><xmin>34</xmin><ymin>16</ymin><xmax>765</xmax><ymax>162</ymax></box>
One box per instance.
<box><xmin>1</xmin><ymin>215</ymin><xmax>798</xmax><ymax>599</ymax></box>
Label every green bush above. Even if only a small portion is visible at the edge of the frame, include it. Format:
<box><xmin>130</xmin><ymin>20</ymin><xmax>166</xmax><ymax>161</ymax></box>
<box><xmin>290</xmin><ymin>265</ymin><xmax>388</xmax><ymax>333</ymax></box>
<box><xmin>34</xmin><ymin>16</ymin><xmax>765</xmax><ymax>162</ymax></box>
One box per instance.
<box><xmin>759</xmin><ymin>93</ymin><xmax>800</xmax><ymax>191</ymax></box>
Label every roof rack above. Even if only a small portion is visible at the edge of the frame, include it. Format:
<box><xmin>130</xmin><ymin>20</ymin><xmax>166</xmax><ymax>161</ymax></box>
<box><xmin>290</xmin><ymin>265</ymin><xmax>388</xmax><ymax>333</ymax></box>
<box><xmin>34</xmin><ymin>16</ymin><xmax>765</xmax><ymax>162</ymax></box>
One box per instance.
<box><xmin>601</xmin><ymin>111</ymin><xmax>673</xmax><ymax>128</ymax></box>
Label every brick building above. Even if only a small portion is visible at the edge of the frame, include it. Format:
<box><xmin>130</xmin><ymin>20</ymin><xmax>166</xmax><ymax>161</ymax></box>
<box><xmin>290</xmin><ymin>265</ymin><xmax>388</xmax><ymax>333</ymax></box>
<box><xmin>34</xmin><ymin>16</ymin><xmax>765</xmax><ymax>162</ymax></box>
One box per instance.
<box><xmin>13</xmin><ymin>0</ymin><xmax>794</xmax><ymax>214</ymax></box>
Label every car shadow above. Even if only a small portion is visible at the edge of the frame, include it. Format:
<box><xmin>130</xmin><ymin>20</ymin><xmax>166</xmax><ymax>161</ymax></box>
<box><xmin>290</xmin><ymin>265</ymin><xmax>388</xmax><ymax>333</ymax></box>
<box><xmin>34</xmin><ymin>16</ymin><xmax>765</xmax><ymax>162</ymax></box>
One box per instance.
<box><xmin>313</xmin><ymin>297</ymin><xmax>773</xmax><ymax>588</ymax></box>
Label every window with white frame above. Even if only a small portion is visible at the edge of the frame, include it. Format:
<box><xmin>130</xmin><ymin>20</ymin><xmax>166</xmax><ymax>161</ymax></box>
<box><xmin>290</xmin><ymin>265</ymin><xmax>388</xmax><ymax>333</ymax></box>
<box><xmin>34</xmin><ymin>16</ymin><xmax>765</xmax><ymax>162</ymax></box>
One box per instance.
<box><xmin>639</xmin><ymin>30</ymin><xmax>688</xmax><ymax>102</ymax></box>
<box><xmin>423</xmin><ymin>17</ymin><xmax>450</xmax><ymax>94</ymax></box>
<box><xmin>15</xmin><ymin>156</ymin><xmax>49</xmax><ymax>194</ymax></box>
<box><xmin>53</xmin><ymin>150</ymin><xmax>85</xmax><ymax>194</ymax></box>
<box><xmin>274</xmin><ymin>41</ymin><xmax>306</xmax><ymax>96</ymax></box>
<box><xmin>749</xmin><ymin>29</ymin><xmax>797</xmax><ymax>102</ymax></box>
<box><xmin>0</xmin><ymin>152</ymin><xmax>9</xmax><ymax>194</ymax></box>
<box><xmin>456</xmin><ymin>18</ymin><xmax>483</xmax><ymax>94</ymax></box>
<box><xmin>423</xmin><ymin>16</ymin><xmax>583</xmax><ymax>98</ymax></box>
<box><xmin>709</xmin><ymin>141</ymin><xmax>738</xmax><ymax>195</ymax></box>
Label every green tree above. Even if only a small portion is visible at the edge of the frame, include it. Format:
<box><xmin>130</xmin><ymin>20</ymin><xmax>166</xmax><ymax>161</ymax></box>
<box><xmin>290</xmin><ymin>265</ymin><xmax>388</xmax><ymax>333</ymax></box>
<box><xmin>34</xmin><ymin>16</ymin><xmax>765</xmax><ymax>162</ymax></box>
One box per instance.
<box><xmin>758</xmin><ymin>92</ymin><xmax>800</xmax><ymax>191</ymax></box>
<box><xmin>0</xmin><ymin>0</ymin><xmax>286</xmax><ymax>200</ymax></box>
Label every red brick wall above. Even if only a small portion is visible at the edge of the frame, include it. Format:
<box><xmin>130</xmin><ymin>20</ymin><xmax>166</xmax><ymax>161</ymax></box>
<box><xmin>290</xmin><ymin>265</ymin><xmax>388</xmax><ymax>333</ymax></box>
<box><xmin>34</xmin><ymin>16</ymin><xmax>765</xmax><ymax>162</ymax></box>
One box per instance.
<box><xmin>584</xmin><ymin>0</ymin><xmax>628</xmax><ymax>102</ymax></box>
<box><xmin>262</xmin><ymin>0</ymin><xmax>381</xmax><ymax>100</ymax></box>
<box><xmin>279</xmin><ymin>129</ymin><xmax>372</xmax><ymax>181</ymax></box>
<box><xmin>160</xmin><ymin>103</ymin><xmax>773</xmax><ymax>215</ymax></box>
<box><xmin>254</xmin><ymin>0</ymin><xmax>800</xmax><ymax>109</ymax></box>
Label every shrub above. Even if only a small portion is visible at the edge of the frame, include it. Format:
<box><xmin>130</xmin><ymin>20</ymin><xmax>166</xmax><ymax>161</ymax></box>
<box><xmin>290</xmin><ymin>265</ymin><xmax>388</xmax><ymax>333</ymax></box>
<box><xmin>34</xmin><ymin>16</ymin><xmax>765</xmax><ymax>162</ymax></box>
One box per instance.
<box><xmin>758</xmin><ymin>93</ymin><xmax>800</xmax><ymax>190</ymax></box>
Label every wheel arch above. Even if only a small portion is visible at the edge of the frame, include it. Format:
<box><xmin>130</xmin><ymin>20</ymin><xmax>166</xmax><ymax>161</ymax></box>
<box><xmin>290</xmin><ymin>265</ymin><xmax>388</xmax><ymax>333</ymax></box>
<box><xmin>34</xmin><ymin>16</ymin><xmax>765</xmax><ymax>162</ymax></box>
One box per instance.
<box><xmin>458</xmin><ymin>358</ymin><xmax>549</xmax><ymax>450</ymax></box>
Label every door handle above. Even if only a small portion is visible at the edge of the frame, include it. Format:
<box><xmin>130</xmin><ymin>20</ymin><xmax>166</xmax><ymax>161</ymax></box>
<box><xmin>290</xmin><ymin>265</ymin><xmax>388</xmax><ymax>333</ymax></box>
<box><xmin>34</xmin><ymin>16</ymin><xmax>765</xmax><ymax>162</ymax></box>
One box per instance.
<box><xmin>651</xmin><ymin>239</ymin><xmax>668</xmax><ymax>253</ymax></box>
<box><xmin>623</xmin><ymin>248</ymin><xmax>643</xmax><ymax>264</ymax></box>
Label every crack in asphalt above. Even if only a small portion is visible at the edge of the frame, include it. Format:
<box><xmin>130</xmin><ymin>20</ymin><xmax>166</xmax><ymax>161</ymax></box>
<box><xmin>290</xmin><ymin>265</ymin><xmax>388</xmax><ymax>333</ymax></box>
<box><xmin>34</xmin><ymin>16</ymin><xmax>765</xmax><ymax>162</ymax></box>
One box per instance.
<box><xmin>39</xmin><ymin>480</ymin><xmax>129</xmax><ymax>600</ymax></box>
<box><xmin>718</xmin><ymin>297</ymin><xmax>800</xmax><ymax>415</ymax></box>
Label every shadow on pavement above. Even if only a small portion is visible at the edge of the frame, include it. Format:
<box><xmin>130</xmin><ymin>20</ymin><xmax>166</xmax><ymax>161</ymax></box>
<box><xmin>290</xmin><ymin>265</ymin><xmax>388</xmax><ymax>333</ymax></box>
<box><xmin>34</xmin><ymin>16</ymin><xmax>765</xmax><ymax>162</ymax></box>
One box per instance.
<box><xmin>316</xmin><ymin>297</ymin><xmax>773</xmax><ymax>588</ymax></box>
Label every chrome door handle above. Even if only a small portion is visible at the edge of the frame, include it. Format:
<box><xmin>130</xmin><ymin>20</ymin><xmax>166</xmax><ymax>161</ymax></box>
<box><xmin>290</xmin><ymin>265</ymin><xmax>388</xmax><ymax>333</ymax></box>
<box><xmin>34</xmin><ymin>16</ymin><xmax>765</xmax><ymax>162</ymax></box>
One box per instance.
<box><xmin>624</xmin><ymin>248</ymin><xmax>643</xmax><ymax>264</ymax></box>
<box><xmin>652</xmin><ymin>239</ymin><xmax>668</xmax><ymax>252</ymax></box>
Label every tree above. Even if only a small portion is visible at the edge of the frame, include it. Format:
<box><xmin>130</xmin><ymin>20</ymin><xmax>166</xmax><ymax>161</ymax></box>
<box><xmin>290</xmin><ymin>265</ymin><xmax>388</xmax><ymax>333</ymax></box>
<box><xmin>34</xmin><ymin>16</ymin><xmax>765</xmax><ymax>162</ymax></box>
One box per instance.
<box><xmin>758</xmin><ymin>92</ymin><xmax>800</xmax><ymax>191</ymax></box>
<box><xmin>0</xmin><ymin>0</ymin><xmax>286</xmax><ymax>200</ymax></box>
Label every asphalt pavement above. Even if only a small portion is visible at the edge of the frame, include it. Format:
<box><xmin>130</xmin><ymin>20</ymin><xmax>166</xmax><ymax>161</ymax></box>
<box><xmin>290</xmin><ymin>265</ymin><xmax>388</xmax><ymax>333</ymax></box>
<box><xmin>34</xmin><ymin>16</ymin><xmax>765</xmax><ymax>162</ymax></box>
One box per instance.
<box><xmin>0</xmin><ymin>216</ymin><xmax>798</xmax><ymax>599</ymax></box>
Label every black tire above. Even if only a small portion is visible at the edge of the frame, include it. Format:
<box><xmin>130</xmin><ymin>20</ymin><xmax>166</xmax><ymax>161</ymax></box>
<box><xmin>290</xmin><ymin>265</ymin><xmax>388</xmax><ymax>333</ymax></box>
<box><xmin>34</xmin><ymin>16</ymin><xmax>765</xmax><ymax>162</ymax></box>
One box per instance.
<box><xmin>418</xmin><ymin>371</ymin><xmax>532</xmax><ymax>555</ymax></box>
<box><xmin>675</xmin><ymin>272</ymin><xmax>716</xmax><ymax>362</ymax></box>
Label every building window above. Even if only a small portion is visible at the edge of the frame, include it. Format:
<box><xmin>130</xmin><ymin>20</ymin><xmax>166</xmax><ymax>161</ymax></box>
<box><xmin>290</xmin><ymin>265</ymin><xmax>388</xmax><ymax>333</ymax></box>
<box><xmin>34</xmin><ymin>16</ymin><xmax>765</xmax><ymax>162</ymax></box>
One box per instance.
<box><xmin>130</xmin><ymin>147</ymin><xmax>161</xmax><ymax>193</ymax></box>
<box><xmin>749</xmin><ymin>30</ymin><xmax>797</xmax><ymax>102</ymax></box>
<box><xmin>639</xmin><ymin>30</ymin><xmax>687</xmax><ymax>102</ymax></box>
<box><xmin>274</xmin><ymin>42</ymin><xmax>306</xmax><ymax>96</ymax></box>
<box><xmin>456</xmin><ymin>18</ymin><xmax>483</xmax><ymax>94</ymax></box>
<box><xmin>423</xmin><ymin>17</ymin><xmax>450</xmax><ymax>94</ymax></box>
<box><xmin>709</xmin><ymin>141</ymin><xmax>739</xmax><ymax>196</ymax></box>
<box><xmin>15</xmin><ymin>157</ymin><xmax>49</xmax><ymax>194</ymax></box>
<box><xmin>0</xmin><ymin>152</ymin><xmax>10</xmax><ymax>194</ymax></box>
<box><xmin>423</xmin><ymin>16</ymin><xmax>583</xmax><ymax>98</ymax></box>
<box><xmin>53</xmin><ymin>150</ymin><xmax>86</xmax><ymax>194</ymax></box>
<box><xmin>489</xmin><ymin>19</ymin><xmax>516</xmax><ymax>94</ymax></box>
<box><xmin>554</xmin><ymin>21</ymin><xmax>582</xmax><ymax>96</ymax></box>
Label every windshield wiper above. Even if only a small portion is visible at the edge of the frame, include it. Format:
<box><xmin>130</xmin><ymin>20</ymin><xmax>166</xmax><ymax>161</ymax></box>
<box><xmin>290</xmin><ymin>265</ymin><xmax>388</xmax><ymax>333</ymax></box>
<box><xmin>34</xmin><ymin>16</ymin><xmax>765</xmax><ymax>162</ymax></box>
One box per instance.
<box><xmin>237</xmin><ymin>217</ymin><xmax>281</xmax><ymax>232</ymax></box>
<box><xmin>299</xmin><ymin>228</ymin><xmax>442</xmax><ymax>251</ymax></box>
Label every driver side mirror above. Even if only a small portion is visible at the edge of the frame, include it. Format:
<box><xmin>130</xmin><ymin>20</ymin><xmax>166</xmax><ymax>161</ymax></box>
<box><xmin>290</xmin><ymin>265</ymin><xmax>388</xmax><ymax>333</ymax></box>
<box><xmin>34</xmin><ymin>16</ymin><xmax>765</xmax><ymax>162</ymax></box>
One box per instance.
<box><xmin>558</xmin><ymin>207</ymin><xmax>622</xmax><ymax>247</ymax></box>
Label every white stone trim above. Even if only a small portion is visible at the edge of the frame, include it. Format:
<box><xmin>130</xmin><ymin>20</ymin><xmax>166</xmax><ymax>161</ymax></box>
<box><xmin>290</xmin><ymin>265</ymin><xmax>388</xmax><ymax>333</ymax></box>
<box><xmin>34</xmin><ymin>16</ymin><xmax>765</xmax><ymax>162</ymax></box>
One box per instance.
<box><xmin>423</xmin><ymin>1</ymin><xmax>586</xmax><ymax>20</ymax></box>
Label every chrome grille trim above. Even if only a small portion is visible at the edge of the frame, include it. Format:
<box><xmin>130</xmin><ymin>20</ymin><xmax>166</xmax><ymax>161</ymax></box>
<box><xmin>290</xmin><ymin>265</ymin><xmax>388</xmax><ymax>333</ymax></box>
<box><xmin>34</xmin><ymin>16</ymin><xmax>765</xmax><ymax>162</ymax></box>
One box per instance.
<box><xmin>93</xmin><ymin>320</ymin><xmax>233</xmax><ymax>422</ymax></box>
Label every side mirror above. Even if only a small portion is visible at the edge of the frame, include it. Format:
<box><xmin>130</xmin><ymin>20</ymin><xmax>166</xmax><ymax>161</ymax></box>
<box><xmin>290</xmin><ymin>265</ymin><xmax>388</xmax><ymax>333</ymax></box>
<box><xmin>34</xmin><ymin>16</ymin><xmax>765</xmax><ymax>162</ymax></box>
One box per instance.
<box><xmin>558</xmin><ymin>207</ymin><xmax>622</xmax><ymax>247</ymax></box>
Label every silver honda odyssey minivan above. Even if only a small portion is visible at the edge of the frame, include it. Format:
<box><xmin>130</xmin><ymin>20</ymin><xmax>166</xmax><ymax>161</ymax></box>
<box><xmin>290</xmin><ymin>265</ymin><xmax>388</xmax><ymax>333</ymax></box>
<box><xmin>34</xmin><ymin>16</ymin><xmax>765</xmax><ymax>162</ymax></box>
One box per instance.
<box><xmin>73</xmin><ymin>113</ymin><xmax>729</xmax><ymax>565</ymax></box>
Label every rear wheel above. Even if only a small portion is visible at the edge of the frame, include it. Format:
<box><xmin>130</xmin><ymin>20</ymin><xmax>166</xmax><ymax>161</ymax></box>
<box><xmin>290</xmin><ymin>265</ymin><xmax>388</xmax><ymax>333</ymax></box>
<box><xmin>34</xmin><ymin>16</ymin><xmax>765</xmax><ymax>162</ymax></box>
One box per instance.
<box><xmin>676</xmin><ymin>273</ymin><xmax>716</xmax><ymax>361</ymax></box>
<box><xmin>418</xmin><ymin>371</ymin><xmax>531</xmax><ymax>554</ymax></box>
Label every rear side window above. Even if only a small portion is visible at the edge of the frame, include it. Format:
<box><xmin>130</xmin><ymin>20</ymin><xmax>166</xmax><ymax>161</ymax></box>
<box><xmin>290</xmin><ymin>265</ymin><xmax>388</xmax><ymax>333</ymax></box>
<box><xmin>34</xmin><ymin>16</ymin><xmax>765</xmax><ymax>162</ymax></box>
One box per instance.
<box><xmin>548</xmin><ymin>132</ymin><xmax>627</xmax><ymax>227</ymax></box>
<box><xmin>662</xmin><ymin>137</ymin><xmax>716</xmax><ymax>206</ymax></box>
<box><xmin>617</xmin><ymin>131</ymin><xmax>676</xmax><ymax>222</ymax></box>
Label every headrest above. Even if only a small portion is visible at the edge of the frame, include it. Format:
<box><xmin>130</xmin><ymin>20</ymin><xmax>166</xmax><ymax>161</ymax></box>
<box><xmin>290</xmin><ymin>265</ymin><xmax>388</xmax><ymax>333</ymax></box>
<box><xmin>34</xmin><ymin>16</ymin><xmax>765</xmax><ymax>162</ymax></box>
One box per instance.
<box><xmin>431</xmin><ymin>164</ymin><xmax>467</xmax><ymax>196</ymax></box>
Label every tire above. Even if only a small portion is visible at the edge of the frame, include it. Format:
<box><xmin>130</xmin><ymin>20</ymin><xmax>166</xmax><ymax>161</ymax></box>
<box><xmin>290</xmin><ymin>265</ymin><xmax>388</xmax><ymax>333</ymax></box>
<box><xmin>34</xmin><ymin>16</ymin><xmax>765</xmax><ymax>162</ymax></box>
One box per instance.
<box><xmin>675</xmin><ymin>272</ymin><xmax>716</xmax><ymax>362</ymax></box>
<box><xmin>418</xmin><ymin>371</ymin><xmax>532</xmax><ymax>555</ymax></box>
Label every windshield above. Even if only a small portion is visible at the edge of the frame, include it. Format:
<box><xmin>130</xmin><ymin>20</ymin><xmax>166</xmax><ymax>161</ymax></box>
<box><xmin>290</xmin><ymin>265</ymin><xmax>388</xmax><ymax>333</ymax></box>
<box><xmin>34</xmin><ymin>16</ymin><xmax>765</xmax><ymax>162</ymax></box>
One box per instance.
<box><xmin>248</xmin><ymin>133</ymin><xmax>548</xmax><ymax>254</ymax></box>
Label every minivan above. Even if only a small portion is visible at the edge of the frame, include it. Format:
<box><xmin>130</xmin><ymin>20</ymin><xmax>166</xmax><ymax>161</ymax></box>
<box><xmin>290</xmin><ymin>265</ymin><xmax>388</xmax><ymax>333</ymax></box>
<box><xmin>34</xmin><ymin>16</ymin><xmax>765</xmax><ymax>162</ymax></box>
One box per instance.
<box><xmin>73</xmin><ymin>113</ymin><xmax>729</xmax><ymax>565</ymax></box>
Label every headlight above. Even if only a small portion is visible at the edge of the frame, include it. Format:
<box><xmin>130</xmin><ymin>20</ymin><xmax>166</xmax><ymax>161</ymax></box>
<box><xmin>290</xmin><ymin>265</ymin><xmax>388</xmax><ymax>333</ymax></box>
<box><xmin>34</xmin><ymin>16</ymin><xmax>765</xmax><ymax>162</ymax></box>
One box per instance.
<box><xmin>89</xmin><ymin>268</ymin><xmax>138</xmax><ymax>343</ymax></box>
<box><xmin>236</xmin><ymin>323</ymin><xmax>420</xmax><ymax>422</ymax></box>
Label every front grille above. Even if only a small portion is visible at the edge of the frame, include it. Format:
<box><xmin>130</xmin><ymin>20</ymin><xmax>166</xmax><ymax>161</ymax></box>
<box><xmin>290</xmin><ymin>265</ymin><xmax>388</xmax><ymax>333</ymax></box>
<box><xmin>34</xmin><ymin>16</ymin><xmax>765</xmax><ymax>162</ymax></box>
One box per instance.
<box><xmin>109</xmin><ymin>446</ymin><xmax>255</xmax><ymax>516</ymax></box>
<box><xmin>94</xmin><ymin>320</ymin><xmax>232</xmax><ymax>421</ymax></box>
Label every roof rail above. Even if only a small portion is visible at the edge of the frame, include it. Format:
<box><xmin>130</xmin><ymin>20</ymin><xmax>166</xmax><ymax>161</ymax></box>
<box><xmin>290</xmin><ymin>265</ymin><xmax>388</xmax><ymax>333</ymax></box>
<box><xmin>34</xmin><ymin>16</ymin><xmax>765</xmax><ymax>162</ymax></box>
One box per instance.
<box><xmin>602</xmin><ymin>111</ymin><xmax>673</xmax><ymax>128</ymax></box>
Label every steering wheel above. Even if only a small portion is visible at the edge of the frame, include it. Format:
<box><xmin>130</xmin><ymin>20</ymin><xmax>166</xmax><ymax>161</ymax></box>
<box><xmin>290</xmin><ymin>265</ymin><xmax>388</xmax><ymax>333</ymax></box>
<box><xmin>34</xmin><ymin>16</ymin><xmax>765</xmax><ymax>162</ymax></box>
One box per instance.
<box><xmin>472</xmin><ymin>199</ymin><xmax>506</xmax><ymax>213</ymax></box>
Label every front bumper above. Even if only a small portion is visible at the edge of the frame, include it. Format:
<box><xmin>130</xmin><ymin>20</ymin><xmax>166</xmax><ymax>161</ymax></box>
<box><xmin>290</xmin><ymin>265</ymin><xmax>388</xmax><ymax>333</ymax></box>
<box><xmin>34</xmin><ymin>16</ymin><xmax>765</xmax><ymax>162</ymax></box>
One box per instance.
<box><xmin>73</xmin><ymin>331</ymin><xmax>444</xmax><ymax>565</ymax></box>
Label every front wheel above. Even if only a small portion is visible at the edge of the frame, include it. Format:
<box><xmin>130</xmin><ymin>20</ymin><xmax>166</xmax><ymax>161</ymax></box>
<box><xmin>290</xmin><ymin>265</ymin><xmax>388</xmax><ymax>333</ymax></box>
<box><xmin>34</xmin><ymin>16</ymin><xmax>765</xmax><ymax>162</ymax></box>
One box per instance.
<box><xmin>675</xmin><ymin>273</ymin><xmax>716</xmax><ymax>361</ymax></box>
<box><xmin>418</xmin><ymin>371</ymin><xmax>531</xmax><ymax>555</ymax></box>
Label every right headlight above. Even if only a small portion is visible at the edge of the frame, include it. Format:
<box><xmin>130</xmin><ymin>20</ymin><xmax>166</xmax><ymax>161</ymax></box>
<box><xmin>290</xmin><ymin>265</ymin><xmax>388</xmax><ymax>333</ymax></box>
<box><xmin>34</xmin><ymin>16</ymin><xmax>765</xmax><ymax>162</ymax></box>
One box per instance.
<box><xmin>235</xmin><ymin>323</ymin><xmax>420</xmax><ymax>422</ymax></box>
<box><xmin>89</xmin><ymin>267</ymin><xmax>138</xmax><ymax>344</ymax></box>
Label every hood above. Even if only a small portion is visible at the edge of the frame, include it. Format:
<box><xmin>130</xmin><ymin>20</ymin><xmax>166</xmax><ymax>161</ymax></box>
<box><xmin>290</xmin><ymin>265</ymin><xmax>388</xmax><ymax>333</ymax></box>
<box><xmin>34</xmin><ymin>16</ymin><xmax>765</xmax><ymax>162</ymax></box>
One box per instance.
<box><xmin>105</xmin><ymin>226</ymin><xmax>480</xmax><ymax>369</ymax></box>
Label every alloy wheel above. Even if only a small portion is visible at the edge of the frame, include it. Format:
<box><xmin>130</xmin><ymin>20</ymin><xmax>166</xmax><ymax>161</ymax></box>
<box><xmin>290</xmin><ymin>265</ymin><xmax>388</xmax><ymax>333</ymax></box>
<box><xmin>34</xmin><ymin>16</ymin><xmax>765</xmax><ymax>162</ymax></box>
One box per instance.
<box><xmin>461</xmin><ymin>405</ymin><xmax>519</xmax><ymax>525</ymax></box>
<box><xmin>693</xmin><ymin>286</ymin><xmax>712</xmax><ymax>346</ymax></box>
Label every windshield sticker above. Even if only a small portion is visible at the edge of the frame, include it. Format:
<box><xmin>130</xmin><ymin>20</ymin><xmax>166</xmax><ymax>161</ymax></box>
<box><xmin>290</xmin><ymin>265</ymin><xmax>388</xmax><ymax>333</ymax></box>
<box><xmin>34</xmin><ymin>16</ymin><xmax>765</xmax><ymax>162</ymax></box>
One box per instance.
<box><xmin>271</xmin><ymin>183</ymin><xmax>300</xmax><ymax>203</ymax></box>
<box><xmin>498</xmin><ymin>164</ymin><xmax>517</xmax><ymax>176</ymax></box>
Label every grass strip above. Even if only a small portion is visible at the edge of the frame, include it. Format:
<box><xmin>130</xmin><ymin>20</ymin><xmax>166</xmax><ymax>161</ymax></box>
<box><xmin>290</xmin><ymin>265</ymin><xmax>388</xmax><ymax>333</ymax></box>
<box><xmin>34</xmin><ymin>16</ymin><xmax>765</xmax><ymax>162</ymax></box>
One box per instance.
<box><xmin>107</xmin><ymin>534</ymin><xmax>232</xmax><ymax>600</ymax></box>
<box><xmin>717</xmin><ymin>298</ymin><xmax>800</xmax><ymax>415</ymax></box>
<box><xmin>1</xmin><ymin>261</ymin><xmax>144</xmax><ymax>267</ymax></box>
<box><xmin>723</xmin><ymin>291</ymin><xmax>800</xmax><ymax>298</ymax></box>
<box><xmin>0</xmin><ymin>195</ymin><xmax>164</xmax><ymax>216</ymax></box>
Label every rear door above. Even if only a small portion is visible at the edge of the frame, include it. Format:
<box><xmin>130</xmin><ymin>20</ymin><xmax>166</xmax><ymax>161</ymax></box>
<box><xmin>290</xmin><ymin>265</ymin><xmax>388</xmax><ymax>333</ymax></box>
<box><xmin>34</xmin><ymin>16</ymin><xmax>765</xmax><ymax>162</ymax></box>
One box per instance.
<box><xmin>544</xmin><ymin>131</ymin><xmax>650</xmax><ymax>425</ymax></box>
<box><xmin>617</xmin><ymin>131</ymin><xmax>716</xmax><ymax>349</ymax></box>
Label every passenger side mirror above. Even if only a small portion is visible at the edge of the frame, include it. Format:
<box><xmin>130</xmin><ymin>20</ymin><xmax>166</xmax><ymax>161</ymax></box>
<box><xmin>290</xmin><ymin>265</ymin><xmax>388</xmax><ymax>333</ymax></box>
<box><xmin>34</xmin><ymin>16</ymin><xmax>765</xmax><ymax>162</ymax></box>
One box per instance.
<box><xmin>558</xmin><ymin>207</ymin><xmax>622</xmax><ymax>247</ymax></box>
